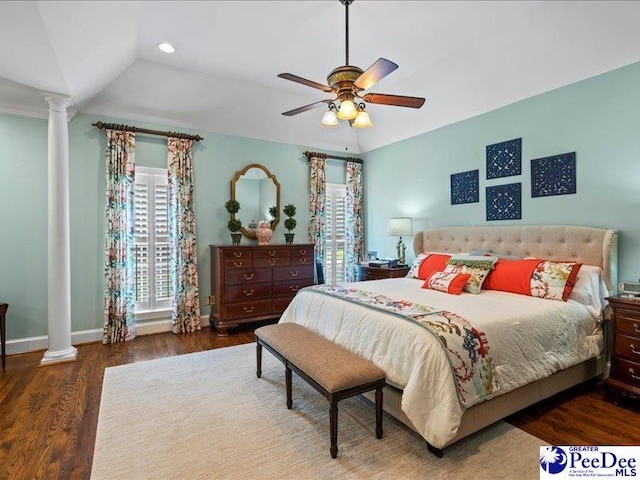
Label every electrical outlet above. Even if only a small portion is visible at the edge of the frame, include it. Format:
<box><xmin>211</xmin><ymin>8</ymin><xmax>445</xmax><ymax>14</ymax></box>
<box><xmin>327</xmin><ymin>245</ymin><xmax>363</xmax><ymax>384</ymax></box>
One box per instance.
<box><xmin>204</xmin><ymin>296</ymin><xmax>210</xmax><ymax>306</ymax></box>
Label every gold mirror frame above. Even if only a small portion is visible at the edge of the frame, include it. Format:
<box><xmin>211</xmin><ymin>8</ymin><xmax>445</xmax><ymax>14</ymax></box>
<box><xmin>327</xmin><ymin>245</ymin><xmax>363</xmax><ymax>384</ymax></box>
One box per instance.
<box><xmin>231</xmin><ymin>163</ymin><xmax>280</xmax><ymax>239</ymax></box>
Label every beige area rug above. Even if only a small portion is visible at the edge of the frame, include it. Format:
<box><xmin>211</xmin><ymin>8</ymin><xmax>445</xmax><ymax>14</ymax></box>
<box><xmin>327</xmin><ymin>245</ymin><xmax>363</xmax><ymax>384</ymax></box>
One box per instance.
<box><xmin>92</xmin><ymin>343</ymin><xmax>545</xmax><ymax>480</ymax></box>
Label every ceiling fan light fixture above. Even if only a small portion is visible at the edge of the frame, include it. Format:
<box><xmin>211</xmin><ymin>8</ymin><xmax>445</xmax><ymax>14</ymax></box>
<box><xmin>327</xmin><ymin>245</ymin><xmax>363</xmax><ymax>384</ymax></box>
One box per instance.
<box><xmin>336</xmin><ymin>99</ymin><xmax>357</xmax><ymax>120</ymax></box>
<box><xmin>352</xmin><ymin>108</ymin><xmax>373</xmax><ymax>128</ymax></box>
<box><xmin>157</xmin><ymin>42</ymin><xmax>176</xmax><ymax>53</ymax></box>
<box><xmin>320</xmin><ymin>108</ymin><xmax>339</xmax><ymax>127</ymax></box>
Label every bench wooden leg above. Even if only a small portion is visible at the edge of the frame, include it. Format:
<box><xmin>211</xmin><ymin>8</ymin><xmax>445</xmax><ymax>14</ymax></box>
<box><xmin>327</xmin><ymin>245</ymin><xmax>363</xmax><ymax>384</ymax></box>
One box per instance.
<box><xmin>285</xmin><ymin>363</ymin><xmax>292</xmax><ymax>409</ymax></box>
<box><xmin>329</xmin><ymin>400</ymin><xmax>338</xmax><ymax>458</ymax></box>
<box><xmin>375</xmin><ymin>382</ymin><xmax>383</xmax><ymax>439</ymax></box>
<box><xmin>256</xmin><ymin>341</ymin><xmax>262</xmax><ymax>378</ymax></box>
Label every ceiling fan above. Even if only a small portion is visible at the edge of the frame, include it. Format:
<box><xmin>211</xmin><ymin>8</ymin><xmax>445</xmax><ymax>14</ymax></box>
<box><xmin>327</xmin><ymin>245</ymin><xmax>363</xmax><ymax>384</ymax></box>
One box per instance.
<box><xmin>278</xmin><ymin>0</ymin><xmax>425</xmax><ymax>127</ymax></box>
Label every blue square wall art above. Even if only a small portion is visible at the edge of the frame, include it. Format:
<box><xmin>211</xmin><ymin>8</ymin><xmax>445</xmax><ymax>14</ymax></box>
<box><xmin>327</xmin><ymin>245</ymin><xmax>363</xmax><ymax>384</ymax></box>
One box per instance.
<box><xmin>486</xmin><ymin>183</ymin><xmax>521</xmax><ymax>221</ymax></box>
<box><xmin>531</xmin><ymin>152</ymin><xmax>576</xmax><ymax>197</ymax></box>
<box><xmin>486</xmin><ymin>138</ymin><xmax>522</xmax><ymax>179</ymax></box>
<box><xmin>450</xmin><ymin>169</ymin><xmax>479</xmax><ymax>205</ymax></box>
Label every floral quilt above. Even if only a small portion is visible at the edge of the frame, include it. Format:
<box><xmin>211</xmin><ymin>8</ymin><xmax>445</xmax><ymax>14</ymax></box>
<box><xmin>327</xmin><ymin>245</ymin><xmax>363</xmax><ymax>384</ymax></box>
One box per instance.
<box><xmin>307</xmin><ymin>284</ymin><xmax>499</xmax><ymax>407</ymax></box>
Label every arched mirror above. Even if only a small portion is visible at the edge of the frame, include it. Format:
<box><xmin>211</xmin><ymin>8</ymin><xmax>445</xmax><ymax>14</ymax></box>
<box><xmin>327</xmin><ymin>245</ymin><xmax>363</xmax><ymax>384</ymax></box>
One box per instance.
<box><xmin>231</xmin><ymin>164</ymin><xmax>280</xmax><ymax>239</ymax></box>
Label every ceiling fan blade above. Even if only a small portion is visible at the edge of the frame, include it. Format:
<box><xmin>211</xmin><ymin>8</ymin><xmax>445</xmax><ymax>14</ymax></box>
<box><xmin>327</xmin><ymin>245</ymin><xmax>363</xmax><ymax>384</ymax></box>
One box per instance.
<box><xmin>282</xmin><ymin>99</ymin><xmax>332</xmax><ymax>116</ymax></box>
<box><xmin>278</xmin><ymin>73</ymin><xmax>333</xmax><ymax>93</ymax></box>
<box><xmin>353</xmin><ymin>58</ymin><xmax>399</xmax><ymax>90</ymax></box>
<box><xmin>362</xmin><ymin>93</ymin><xmax>426</xmax><ymax>109</ymax></box>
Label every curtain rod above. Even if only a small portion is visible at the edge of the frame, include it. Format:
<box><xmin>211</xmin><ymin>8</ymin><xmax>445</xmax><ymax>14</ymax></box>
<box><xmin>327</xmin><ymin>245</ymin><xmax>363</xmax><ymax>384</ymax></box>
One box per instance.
<box><xmin>92</xmin><ymin>121</ymin><xmax>203</xmax><ymax>142</ymax></box>
<box><xmin>303</xmin><ymin>151</ymin><xmax>362</xmax><ymax>164</ymax></box>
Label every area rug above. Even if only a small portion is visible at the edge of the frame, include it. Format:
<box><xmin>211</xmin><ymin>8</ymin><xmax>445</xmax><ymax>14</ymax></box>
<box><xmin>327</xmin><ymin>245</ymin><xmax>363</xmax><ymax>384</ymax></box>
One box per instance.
<box><xmin>92</xmin><ymin>343</ymin><xmax>544</xmax><ymax>479</ymax></box>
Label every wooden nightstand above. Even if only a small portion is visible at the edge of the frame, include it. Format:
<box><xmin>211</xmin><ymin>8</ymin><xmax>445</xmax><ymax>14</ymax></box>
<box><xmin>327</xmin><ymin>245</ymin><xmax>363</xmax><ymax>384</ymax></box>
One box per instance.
<box><xmin>604</xmin><ymin>295</ymin><xmax>640</xmax><ymax>403</ymax></box>
<box><xmin>356</xmin><ymin>264</ymin><xmax>410</xmax><ymax>281</ymax></box>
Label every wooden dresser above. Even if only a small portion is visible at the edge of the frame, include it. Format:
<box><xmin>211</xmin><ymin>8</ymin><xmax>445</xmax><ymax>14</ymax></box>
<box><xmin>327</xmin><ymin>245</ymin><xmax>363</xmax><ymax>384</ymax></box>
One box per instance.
<box><xmin>210</xmin><ymin>244</ymin><xmax>315</xmax><ymax>335</ymax></box>
<box><xmin>604</xmin><ymin>295</ymin><xmax>640</xmax><ymax>403</ymax></box>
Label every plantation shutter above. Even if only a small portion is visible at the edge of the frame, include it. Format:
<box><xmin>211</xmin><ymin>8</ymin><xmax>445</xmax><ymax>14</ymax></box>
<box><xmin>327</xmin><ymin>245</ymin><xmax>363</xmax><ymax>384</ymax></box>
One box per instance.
<box><xmin>134</xmin><ymin>167</ymin><xmax>170</xmax><ymax>312</ymax></box>
<box><xmin>325</xmin><ymin>183</ymin><xmax>346</xmax><ymax>283</ymax></box>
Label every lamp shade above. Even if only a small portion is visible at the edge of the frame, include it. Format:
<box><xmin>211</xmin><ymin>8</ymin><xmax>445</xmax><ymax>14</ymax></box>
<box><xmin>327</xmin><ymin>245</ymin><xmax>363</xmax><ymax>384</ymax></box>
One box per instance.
<box><xmin>387</xmin><ymin>217</ymin><xmax>412</xmax><ymax>237</ymax></box>
<box><xmin>320</xmin><ymin>109</ymin><xmax>339</xmax><ymax>127</ymax></box>
<box><xmin>352</xmin><ymin>109</ymin><xmax>373</xmax><ymax>128</ymax></box>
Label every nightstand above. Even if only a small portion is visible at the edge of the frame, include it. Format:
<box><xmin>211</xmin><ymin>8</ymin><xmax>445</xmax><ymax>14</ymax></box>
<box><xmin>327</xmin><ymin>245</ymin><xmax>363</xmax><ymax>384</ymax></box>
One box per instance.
<box><xmin>604</xmin><ymin>295</ymin><xmax>640</xmax><ymax>403</ymax></box>
<box><xmin>356</xmin><ymin>264</ymin><xmax>410</xmax><ymax>281</ymax></box>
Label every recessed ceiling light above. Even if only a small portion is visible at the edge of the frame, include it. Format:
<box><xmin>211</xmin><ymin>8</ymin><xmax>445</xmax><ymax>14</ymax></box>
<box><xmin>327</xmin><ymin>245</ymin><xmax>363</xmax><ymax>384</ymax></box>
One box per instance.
<box><xmin>157</xmin><ymin>42</ymin><xmax>176</xmax><ymax>53</ymax></box>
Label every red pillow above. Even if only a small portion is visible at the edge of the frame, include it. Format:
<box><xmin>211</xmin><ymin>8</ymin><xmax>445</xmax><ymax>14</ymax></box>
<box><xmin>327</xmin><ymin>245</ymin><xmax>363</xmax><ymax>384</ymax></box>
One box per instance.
<box><xmin>482</xmin><ymin>259</ymin><xmax>541</xmax><ymax>296</ymax></box>
<box><xmin>417</xmin><ymin>254</ymin><xmax>451</xmax><ymax>280</ymax></box>
<box><xmin>422</xmin><ymin>271</ymin><xmax>471</xmax><ymax>295</ymax></box>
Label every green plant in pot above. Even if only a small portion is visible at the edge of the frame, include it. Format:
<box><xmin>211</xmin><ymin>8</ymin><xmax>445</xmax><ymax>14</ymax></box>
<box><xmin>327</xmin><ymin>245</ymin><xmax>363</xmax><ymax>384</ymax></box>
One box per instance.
<box><xmin>225</xmin><ymin>199</ymin><xmax>242</xmax><ymax>245</ymax></box>
<box><xmin>268</xmin><ymin>205</ymin><xmax>278</xmax><ymax>229</ymax></box>
<box><xmin>283</xmin><ymin>204</ymin><xmax>297</xmax><ymax>244</ymax></box>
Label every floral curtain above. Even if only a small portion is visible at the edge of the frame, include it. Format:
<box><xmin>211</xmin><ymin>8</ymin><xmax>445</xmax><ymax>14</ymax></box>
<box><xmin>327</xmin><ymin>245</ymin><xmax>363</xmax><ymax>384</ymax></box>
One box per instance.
<box><xmin>103</xmin><ymin>130</ymin><xmax>136</xmax><ymax>344</ymax></box>
<box><xmin>167</xmin><ymin>137</ymin><xmax>201</xmax><ymax>333</ymax></box>
<box><xmin>308</xmin><ymin>154</ymin><xmax>327</xmax><ymax>265</ymax></box>
<box><xmin>345</xmin><ymin>160</ymin><xmax>365</xmax><ymax>282</ymax></box>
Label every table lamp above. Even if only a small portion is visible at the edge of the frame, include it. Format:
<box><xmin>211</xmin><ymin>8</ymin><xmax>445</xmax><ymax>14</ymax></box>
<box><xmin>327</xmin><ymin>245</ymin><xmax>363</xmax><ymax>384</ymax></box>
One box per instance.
<box><xmin>387</xmin><ymin>217</ymin><xmax>412</xmax><ymax>265</ymax></box>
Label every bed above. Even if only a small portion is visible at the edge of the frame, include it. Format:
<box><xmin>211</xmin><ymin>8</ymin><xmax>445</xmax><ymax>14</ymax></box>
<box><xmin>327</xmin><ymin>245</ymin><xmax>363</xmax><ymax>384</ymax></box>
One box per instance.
<box><xmin>279</xmin><ymin>225</ymin><xmax>617</xmax><ymax>454</ymax></box>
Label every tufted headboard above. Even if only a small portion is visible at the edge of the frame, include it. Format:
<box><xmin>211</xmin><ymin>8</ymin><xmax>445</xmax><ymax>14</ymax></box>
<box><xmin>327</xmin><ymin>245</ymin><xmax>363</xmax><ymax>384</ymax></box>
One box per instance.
<box><xmin>413</xmin><ymin>225</ymin><xmax>618</xmax><ymax>290</ymax></box>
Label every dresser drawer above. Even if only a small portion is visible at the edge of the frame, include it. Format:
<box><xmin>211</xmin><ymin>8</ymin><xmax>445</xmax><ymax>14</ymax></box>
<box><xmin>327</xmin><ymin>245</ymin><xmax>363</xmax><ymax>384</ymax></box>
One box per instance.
<box><xmin>254</xmin><ymin>247</ymin><xmax>290</xmax><ymax>259</ymax></box>
<box><xmin>224</xmin><ymin>299</ymin><xmax>271</xmax><ymax>319</ymax></box>
<box><xmin>613</xmin><ymin>357</ymin><xmax>640</xmax><ymax>389</ymax></box>
<box><xmin>292</xmin><ymin>246</ymin><xmax>314</xmax><ymax>259</ymax></box>
<box><xmin>273</xmin><ymin>265</ymin><xmax>314</xmax><ymax>282</ymax></box>
<box><xmin>273</xmin><ymin>279</ymin><xmax>313</xmax><ymax>297</ymax></box>
<box><xmin>224</xmin><ymin>258</ymin><xmax>252</xmax><ymax>269</ymax></box>
<box><xmin>225</xmin><ymin>268</ymin><xmax>271</xmax><ymax>285</ymax></box>
<box><xmin>291</xmin><ymin>256</ymin><xmax>313</xmax><ymax>266</ymax></box>
<box><xmin>224</xmin><ymin>283</ymin><xmax>272</xmax><ymax>303</ymax></box>
<box><xmin>222</xmin><ymin>249</ymin><xmax>252</xmax><ymax>261</ymax></box>
<box><xmin>616</xmin><ymin>314</ymin><xmax>640</xmax><ymax>337</ymax></box>
<box><xmin>253</xmin><ymin>257</ymin><xmax>291</xmax><ymax>267</ymax></box>
<box><xmin>614</xmin><ymin>333</ymin><xmax>640</xmax><ymax>360</ymax></box>
<box><xmin>272</xmin><ymin>295</ymin><xmax>296</xmax><ymax>314</ymax></box>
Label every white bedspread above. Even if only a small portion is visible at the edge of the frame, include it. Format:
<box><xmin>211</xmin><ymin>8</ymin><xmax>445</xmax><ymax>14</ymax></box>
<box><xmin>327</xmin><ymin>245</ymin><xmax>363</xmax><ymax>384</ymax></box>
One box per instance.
<box><xmin>279</xmin><ymin>278</ymin><xmax>603</xmax><ymax>448</ymax></box>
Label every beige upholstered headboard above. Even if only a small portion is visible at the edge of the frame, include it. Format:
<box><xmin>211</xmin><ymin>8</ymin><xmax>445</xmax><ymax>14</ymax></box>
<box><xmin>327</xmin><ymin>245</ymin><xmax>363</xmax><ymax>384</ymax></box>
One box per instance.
<box><xmin>413</xmin><ymin>225</ymin><xmax>618</xmax><ymax>291</ymax></box>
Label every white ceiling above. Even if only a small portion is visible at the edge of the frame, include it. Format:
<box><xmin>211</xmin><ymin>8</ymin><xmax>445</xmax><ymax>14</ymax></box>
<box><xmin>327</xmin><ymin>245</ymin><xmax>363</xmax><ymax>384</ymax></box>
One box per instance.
<box><xmin>1</xmin><ymin>1</ymin><xmax>640</xmax><ymax>153</ymax></box>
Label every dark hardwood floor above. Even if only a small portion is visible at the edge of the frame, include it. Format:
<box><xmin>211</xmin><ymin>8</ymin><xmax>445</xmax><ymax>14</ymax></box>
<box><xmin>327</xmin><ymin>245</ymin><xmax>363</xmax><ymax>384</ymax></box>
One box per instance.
<box><xmin>1</xmin><ymin>325</ymin><xmax>639</xmax><ymax>480</ymax></box>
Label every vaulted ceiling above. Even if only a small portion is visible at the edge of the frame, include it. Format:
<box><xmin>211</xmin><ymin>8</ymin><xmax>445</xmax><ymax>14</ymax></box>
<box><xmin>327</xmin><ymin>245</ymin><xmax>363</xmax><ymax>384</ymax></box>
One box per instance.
<box><xmin>1</xmin><ymin>1</ymin><xmax>640</xmax><ymax>153</ymax></box>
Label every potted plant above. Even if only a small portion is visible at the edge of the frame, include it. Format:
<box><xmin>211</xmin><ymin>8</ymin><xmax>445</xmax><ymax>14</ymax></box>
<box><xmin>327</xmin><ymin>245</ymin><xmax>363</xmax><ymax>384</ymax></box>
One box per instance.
<box><xmin>268</xmin><ymin>205</ymin><xmax>278</xmax><ymax>229</ymax></box>
<box><xmin>225</xmin><ymin>199</ymin><xmax>242</xmax><ymax>245</ymax></box>
<box><xmin>283</xmin><ymin>204</ymin><xmax>297</xmax><ymax>244</ymax></box>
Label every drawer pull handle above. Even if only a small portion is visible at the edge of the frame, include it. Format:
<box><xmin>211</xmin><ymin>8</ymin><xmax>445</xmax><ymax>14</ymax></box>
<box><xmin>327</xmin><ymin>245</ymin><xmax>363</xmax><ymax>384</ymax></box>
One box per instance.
<box><xmin>269</xmin><ymin>250</ymin><xmax>276</xmax><ymax>257</ymax></box>
<box><xmin>299</xmin><ymin>250</ymin><xmax>307</xmax><ymax>255</ymax></box>
<box><xmin>269</xmin><ymin>260</ymin><xmax>276</xmax><ymax>266</ymax></box>
<box><xmin>636</xmin><ymin>324</ymin><xmax>640</xmax><ymax>333</ymax></box>
<box><xmin>298</xmin><ymin>258</ymin><xmax>307</xmax><ymax>264</ymax></box>
<box><xmin>629</xmin><ymin>368</ymin><xmax>640</xmax><ymax>381</ymax></box>
<box><xmin>234</xmin><ymin>262</ymin><xmax>243</xmax><ymax>267</ymax></box>
<box><xmin>244</xmin><ymin>289</ymin><xmax>255</xmax><ymax>297</ymax></box>
<box><xmin>243</xmin><ymin>307</ymin><xmax>254</xmax><ymax>314</ymax></box>
<box><xmin>289</xmin><ymin>285</ymin><xmax>299</xmax><ymax>292</ymax></box>
<box><xmin>244</xmin><ymin>273</ymin><xmax>254</xmax><ymax>281</ymax></box>
<box><xmin>290</xmin><ymin>270</ymin><xmax>299</xmax><ymax>277</ymax></box>
<box><xmin>233</xmin><ymin>252</ymin><xmax>243</xmax><ymax>258</ymax></box>
<box><xmin>630</xmin><ymin>344</ymin><xmax>640</xmax><ymax>355</ymax></box>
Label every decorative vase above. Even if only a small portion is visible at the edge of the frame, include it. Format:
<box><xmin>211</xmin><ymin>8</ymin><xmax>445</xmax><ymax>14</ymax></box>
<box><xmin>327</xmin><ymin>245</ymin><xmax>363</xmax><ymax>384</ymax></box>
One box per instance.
<box><xmin>230</xmin><ymin>232</ymin><xmax>242</xmax><ymax>246</ymax></box>
<box><xmin>284</xmin><ymin>233</ymin><xmax>295</xmax><ymax>244</ymax></box>
<box><xmin>256</xmin><ymin>221</ymin><xmax>273</xmax><ymax>245</ymax></box>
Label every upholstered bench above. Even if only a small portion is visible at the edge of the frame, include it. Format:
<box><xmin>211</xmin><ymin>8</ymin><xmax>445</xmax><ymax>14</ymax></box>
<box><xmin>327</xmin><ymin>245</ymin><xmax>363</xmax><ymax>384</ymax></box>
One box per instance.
<box><xmin>255</xmin><ymin>323</ymin><xmax>385</xmax><ymax>458</ymax></box>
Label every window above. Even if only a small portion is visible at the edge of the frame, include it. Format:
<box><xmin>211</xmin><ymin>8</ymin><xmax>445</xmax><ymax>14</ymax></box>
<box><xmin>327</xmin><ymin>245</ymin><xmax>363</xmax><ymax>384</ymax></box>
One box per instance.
<box><xmin>134</xmin><ymin>166</ymin><xmax>170</xmax><ymax>313</ymax></box>
<box><xmin>325</xmin><ymin>183</ymin><xmax>346</xmax><ymax>283</ymax></box>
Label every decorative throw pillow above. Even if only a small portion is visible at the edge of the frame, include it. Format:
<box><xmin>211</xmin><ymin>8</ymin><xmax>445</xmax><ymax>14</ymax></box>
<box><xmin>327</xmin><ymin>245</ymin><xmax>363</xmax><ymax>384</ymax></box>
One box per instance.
<box><xmin>444</xmin><ymin>255</ymin><xmax>498</xmax><ymax>294</ymax></box>
<box><xmin>422</xmin><ymin>271</ymin><xmax>471</xmax><ymax>295</ymax></box>
<box><xmin>483</xmin><ymin>258</ymin><xmax>582</xmax><ymax>302</ymax></box>
<box><xmin>418</xmin><ymin>254</ymin><xmax>452</xmax><ymax>280</ymax></box>
<box><xmin>405</xmin><ymin>253</ymin><xmax>430</xmax><ymax>279</ymax></box>
<box><xmin>468</xmin><ymin>249</ymin><xmax>521</xmax><ymax>260</ymax></box>
<box><xmin>530</xmin><ymin>260</ymin><xmax>582</xmax><ymax>301</ymax></box>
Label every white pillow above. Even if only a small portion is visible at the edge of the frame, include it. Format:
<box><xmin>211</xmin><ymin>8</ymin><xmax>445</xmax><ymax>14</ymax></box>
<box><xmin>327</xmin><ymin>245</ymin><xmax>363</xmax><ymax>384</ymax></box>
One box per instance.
<box><xmin>568</xmin><ymin>265</ymin><xmax>610</xmax><ymax>320</ymax></box>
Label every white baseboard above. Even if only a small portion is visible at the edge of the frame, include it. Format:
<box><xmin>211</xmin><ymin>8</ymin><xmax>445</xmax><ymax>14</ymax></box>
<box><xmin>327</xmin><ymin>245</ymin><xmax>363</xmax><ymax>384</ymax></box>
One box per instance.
<box><xmin>5</xmin><ymin>315</ymin><xmax>211</xmax><ymax>356</ymax></box>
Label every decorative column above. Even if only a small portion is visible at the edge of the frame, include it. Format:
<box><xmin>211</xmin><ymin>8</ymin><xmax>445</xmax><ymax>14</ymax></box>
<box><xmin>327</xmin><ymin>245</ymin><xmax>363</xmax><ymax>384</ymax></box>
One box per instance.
<box><xmin>41</xmin><ymin>94</ymin><xmax>78</xmax><ymax>366</ymax></box>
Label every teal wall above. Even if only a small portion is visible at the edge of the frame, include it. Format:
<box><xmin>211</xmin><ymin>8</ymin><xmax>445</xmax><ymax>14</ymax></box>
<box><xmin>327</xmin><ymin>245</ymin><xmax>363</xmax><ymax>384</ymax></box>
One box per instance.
<box><xmin>364</xmin><ymin>61</ymin><xmax>640</xmax><ymax>283</ymax></box>
<box><xmin>1</xmin><ymin>112</ymin><xmax>347</xmax><ymax>341</ymax></box>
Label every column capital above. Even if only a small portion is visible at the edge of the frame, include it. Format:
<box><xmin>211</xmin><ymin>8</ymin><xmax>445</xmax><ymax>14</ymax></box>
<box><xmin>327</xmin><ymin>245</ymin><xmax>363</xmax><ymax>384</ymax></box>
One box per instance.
<box><xmin>44</xmin><ymin>94</ymin><xmax>72</xmax><ymax>112</ymax></box>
